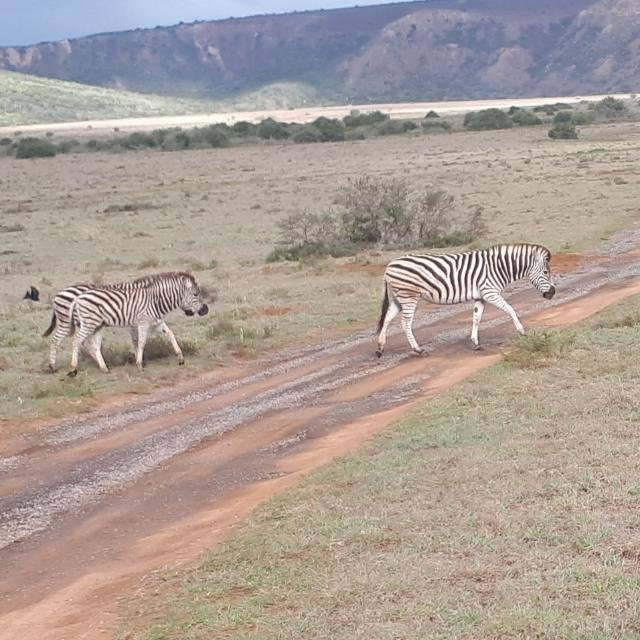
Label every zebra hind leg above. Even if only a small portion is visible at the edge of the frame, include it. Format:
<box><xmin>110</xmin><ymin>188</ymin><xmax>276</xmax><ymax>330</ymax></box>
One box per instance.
<box><xmin>68</xmin><ymin>325</ymin><xmax>95</xmax><ymax>377</ymax></box>
<box><xmin>48</xmin><ymin>317</ymin><xmax>73</xmax><ymax>373</ymax></box>
<box><xmin>135</xmin><ymin>324</ymin><xmax>150</xmax><ymax>371</ymax></box>
<box><xmin>398</xmin><ymin>295</ymin><xmax>424</xmax><ymax>355</ymax></box>
<box><xmin>86</xmin><ymin>328</ymin><xmax>109</xmax><ymax>373</ymax></box>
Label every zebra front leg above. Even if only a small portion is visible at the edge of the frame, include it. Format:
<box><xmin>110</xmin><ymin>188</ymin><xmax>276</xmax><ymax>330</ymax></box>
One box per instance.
<box><xmin>158</xmin><ymin>321</ymin><xmax>185</xmax><ymax>365</ymax></box>
<box><xmin>135</xmin><ymin>324</ymin><xmax>150</xmax><ymax>371</ymax></box>
<box><xmin>398</xmin><ymin>295</ymin><xmax>424</xmax><ymax>355</ymax></box>
<box><xmin>470</xmin><ymin>300</ymin><xmax>485</xmax><ymax>350</ymax></box>
<box><xmin>375</xmin><ymin>289</ymin><xmax>400</xmax><ymax>358</ymax></box>
<box><xmin>484</xmin><ymin>293</ymin><xmax>525</xmax><ymax>337</ymax></box>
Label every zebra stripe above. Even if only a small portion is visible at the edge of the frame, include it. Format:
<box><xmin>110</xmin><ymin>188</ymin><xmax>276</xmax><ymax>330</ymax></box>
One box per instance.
<box><xmin>376</xmin><ymin>243</ymin><xmax>555</xmax><ymax>356</ymax></box>
<box><xmin>67</xmin><ymin>272</ymin><xmax>209</xmax><ymax>375</ymax></box>
<box><xmin>44</xmin><ymin>274</ymin><xmax>164</xmax><ymax>372</ymax></box>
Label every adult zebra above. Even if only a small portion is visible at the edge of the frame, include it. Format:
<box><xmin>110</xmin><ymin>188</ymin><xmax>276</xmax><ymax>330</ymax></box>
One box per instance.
<box><xmin>376</xmin><ymin>243</ymin><xmax>555</xmax><ymax>356</ymax></box>
<box><xmin>44</xmin><ymin>274</ymin><xmax>161</xmax><ymax>372</ymax></box>
<box><xmin>67</xmin><ymin>272</ymin><xmax>208</xmax><ymax>376</ymax></box>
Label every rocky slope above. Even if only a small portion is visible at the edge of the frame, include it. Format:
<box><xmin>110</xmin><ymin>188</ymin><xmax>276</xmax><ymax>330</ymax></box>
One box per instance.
<box><xmin>0</xmin><ymin>0</ymin><xmax>637</xmax><ymax>102</ymax></box>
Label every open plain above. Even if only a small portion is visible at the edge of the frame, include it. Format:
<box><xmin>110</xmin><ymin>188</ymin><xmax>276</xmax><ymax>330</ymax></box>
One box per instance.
<box><xmin>1</xmin><ymin>116</ymin><xmax>640</xmax><ymax>638</ymax></box>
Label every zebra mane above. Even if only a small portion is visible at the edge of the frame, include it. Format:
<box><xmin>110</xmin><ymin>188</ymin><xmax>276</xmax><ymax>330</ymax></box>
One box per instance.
<box><xmin>489</xmin><ymin>243</ymin><xmax>551</xmax><ymax>260</ymax></box>
<box><xmin>132</xmin><ymin>271</ymin><xmax>197</xmax><ymax>287</ymax></box>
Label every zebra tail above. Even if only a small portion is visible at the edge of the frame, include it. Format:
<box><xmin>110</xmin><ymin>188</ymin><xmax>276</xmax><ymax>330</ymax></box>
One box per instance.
<box><xmin>377</xmin><ymin>282</ymin><xmax>390</xmax><ymax>335</ymax></box>
<box><xmin>42</xmin><ymin>313</ymin><xmax>56</xmax><ymax>337</ymax></box>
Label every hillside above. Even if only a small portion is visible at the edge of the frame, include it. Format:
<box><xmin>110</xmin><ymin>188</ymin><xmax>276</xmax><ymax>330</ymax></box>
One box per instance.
<box><xmin>0</xmin><ymin>71</ymin><xmax>322</xmax><ymax>126</ymax></box>
<box><xmin>0</xmin><ymin>0</ymin><xmax>638</xmax><ymax>104</ymax></box>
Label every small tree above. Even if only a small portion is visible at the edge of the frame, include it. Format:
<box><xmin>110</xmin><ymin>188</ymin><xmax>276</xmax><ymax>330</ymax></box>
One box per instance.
<box><xmin>511</xmin><ymin>110</ymin><xmax>543</xmax><ymax>126</ymax></box>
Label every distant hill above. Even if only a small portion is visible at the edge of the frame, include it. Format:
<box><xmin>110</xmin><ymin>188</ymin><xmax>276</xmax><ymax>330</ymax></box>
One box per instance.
<box><xmin>1</xmin><ymin>0</ymin><xmax>638</xmax><ymax>105</ymax></box>
<box><xmin>0</xmin><ymin>71</ymin><xmax>322</xmax><ymax>126</ymax></box>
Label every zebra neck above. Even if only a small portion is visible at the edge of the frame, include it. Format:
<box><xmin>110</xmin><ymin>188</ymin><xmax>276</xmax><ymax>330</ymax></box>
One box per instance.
<box><xmin>490</xmin><ymin>246</ymin><xmax>530</xmax><ymax>287</ymax></box>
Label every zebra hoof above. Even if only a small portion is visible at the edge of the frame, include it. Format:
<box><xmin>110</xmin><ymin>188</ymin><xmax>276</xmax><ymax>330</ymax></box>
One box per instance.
<box><xmin>126</xmin><ymin>354</ymin><xmax>135</xmax><ymax>365</ymax></box>
<box><xmin>412</xmin><ymin>348</ymin><xmax>426</xmax><ymax>356</ymax></box>
<box><xmin>375</xmin><ymin>349</ymin><xmax>383</xmax><ymax>359</ymax></box>
<box><xmin>472</xmin><ymin>343</ymin><xmax>485</xmax><ymax>351</ymax></box>
<box><xmin>178</xmin><ymin>359</ymin><xmax>185</xmax><ymax>366</ymax></box>
<box><xmin>48</xmin><ymin>365</ymin><xmax>57</xmax><ymax>374</ymax></box>
<box><xmin>67</xmin><ymin>369</ymin><xmax>78</xmax><ymax>378</ymax></box>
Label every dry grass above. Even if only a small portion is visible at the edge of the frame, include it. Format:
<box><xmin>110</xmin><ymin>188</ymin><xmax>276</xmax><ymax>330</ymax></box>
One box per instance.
<box><xmin>118</xmin><ymin>294</ymin><xmax>640</xmax><ymax>640</ymax></box>
<box><xmin>2</xmin><ymin>121</ymin><xmax>640</xmax><ymax>419</ymax></box>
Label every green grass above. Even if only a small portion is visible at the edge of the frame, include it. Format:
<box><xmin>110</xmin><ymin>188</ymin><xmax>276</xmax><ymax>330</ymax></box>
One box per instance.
<box><xmin>0</xmin><ymin>70</ymin><xmax>216</xmax><ymax>126</ymax></box>
<box><xmin>2</xmin><ymin>120</ymin><xmax>640</xmax><ymax>420</ymax></box>
<box><xmin>118</xmin><ymin>295</ymin><xmax>640</xmax><ymax>640</ymax></box>
<box><xmin>0</xmin><ymin>72</ymin><xmax>323</xmax><ymax>127</ymax></box>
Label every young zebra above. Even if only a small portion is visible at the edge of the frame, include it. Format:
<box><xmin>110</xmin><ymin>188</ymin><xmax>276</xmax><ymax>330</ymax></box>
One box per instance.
<box><xmin>44</xmin><ymin>275</ymin><xmax>159</xmax><ymax>372</ymax></box>
<box><xmin>67</xmin><ymin>272</ymin><xmax>209</xmax><ymax>376</ymax></box>
<box><xmin>376</xmin><ymin>243</ymin><xmax>555</xmax><ymax>356</ymax></box>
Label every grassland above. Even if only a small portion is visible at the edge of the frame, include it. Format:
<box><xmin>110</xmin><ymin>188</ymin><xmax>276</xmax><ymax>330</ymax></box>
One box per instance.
<box><xmin>119</xmin><ymin>294</ymin><xmax>640</xmax><ymax>640</ymax></box>
<box><xmin>1</xmin><ymin>120</ymin><xmax>640</xmax><ymax>420</ymax></box>
<box><xmin>0</xmin><ymin>70</ymin><xmax>226</xmax><ymax>127</ymax></box>
<box><xmin>0</xmin><ymin>71</ymin><xmax>326</xmax><ymax>127</ymax></box>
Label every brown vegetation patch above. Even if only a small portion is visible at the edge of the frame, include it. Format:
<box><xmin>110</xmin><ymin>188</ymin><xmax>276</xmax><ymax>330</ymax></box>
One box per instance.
<box><xmin>255</xmin><ymin>306</ymin><xmax>296</xmax><ymax>317</ymax></box>
<box><xmin>551</xmin><ymin>252</ymin><xmax>583</xmax><ymax>273</ymax></box>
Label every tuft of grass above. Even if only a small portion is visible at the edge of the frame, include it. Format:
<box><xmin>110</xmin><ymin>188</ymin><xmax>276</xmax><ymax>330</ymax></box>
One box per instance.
<box><xmin>138</xmin><ymin>258</ymin><xmax>161</xmax><ymax>269</ymax></box>
<box><xmin>503</xmin><ymin>330</ymin><xmax>575</xmax><ymax>369</ymax></box>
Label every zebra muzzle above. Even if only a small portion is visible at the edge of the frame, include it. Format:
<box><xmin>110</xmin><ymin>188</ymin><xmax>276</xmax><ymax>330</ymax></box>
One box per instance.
<box><xmin>543</xmin><ymin>286</ymin><xmax>556</xmax><ymax>300</ymax></box>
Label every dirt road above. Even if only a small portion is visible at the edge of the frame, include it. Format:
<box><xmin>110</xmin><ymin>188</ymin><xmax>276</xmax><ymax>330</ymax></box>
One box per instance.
<box><xmin>0</xmin><ymin>92</ymin><xmax>633</xmax><ymax>137</ymax></box>
<box><xmin>1</xmin><ymin>240</ymin><xmax>640</xmax><ymax>639</ymax></box>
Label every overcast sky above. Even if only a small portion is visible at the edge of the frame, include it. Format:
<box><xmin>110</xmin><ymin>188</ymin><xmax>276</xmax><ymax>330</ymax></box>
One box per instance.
<box><xmin>0</xmin><ymin>0</ymin><xmax>395</xmax><ymax>46</ymax></box>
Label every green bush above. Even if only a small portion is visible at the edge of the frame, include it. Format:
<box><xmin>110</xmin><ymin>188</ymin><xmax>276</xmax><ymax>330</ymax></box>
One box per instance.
<box><xmin>311</xmin><ymin>117</ymin><xmax>345</xmax><ymax>142</ymax></box>
<box><xmin>343</xmin><ymin>110</ymin><xmax>388</xmax><ymax>127</ymax></box>
<box><xmin>425</xmin><ymin>110</ymin><xmax>440</xmax><ymax>119</ymax></box>
<box><xmin>257</xmin><ymin>118</ymin><xmax>290</xmax><ymax>140</ymax></box>
<box><xmin>57</xmin><ymin>139</ymin><xmax>80</xmax><ymax>153</ymax></box>
<box><xmin>123</xmin><ymin>132</ymin><xmax>157</xmax><ymax>149</ymax></box>
<box><xmin>553</xmin><ymin>111</ymin><xmax>572</xmax><ymax>124</ymax></box>
<box><xmin>548</xmin><ymin>123</ymin><xmax>578</xmax><ymax>139</ymax></box>
<box><xmin>533</xmin><ymin>105</ymin><xmax>556</xmax><ymax>115</ymax></box>
<box><xmin>374</xmin><ymin>119</ymin><xmax>410</xmax><ymax>136</ymax></box>
<box><xmin>511</xmin><ymin>110</ymin><xmax>543</xmax><ymax>126</ymax></box>
<box><xmin>422</xmin><ymin>120</ymin><xmax>452</xmax><ymax>132</ymax></box>
<box><xmin>161</xmin><ymin>130</ymin><xmax>191</xmax><ymax>150</ymax></box>
<box><xmin>595</xmin><ymin>96</ymin><xmax>625</xmax><ymax>112</ymax></box>
<box><xmin>15</xmin><ymin>137</ymin><xmax>57</xmax><ymax>158</ymax></box>
<box><xmin>292</xmin><ymin>126</ymin><xmax>322</xmax><ymax>144</ymax></box>
<box><xmin>0</xmin><ymin>137</ymin><xmax>12</xmax><ymax>146</ymax></box>
<box><xmin>232</xmin><ymin>121</ymin><xmax>256</xmax><ymax>136</ymax></box>
<box><xmin>570</xmin><ymin>112</ymin><xmax>593</xmax><ymax>126</ymax></box>
<box><xmin>202</xmin><ymin>126</ymin><xmax>230</xmax><ymax>148</ymax></box>
<box><xmin>463</xmin><ymin>109</ymin><xmax>513</xmax><ymax>130</ymax></box>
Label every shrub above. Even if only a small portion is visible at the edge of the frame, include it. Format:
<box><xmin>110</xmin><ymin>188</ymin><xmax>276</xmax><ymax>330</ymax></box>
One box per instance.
<box><xmin>533</xmin><ymin>105</ymin><xmax>556</xmax><ymax>115</ymax></box>
<box><xmin>15</xmin><ymin>137</ymin><xmax>57</xmax><ymax>158</ymax></box>
<box><xmin>123</xmin><ymin>132</ymin><xmax>157</xmax><ymax>149</ymax></box>
<box><xmin>292</xmin><ymin>126</ymin><xmax>322</xmax><ymax>143</ymax></box>
<box><xmin>425</xmin><ymin>110</ymin><xmax>440</xmax><ymax>119</ymax></box>
<box><xmin>257</xmin><ymin>118</ymin><xmax>290</xmax><ymax>140</ymax></box>
<box><xmin>201</xmin><ymin>126</ymin><xmax>230</xmax><ymax>148</ymax></box>
<box><xmin>232</xmin><ymin>121</ymin><xmax>256</xmax><ymax>136</ymax></box>
<box><xmin>345</xmin><ymin>130</ymin><xmax>367</xmax><ymax>141</ymax></box>
<box><xmin>463</xmin><ymin>109</ymin><xmax>513</xmax><ymax>130</ymax></box>
<box><xmin>0</xmin><ymin>137</ymin><xmax>12</xmax><ymax>146</ymax></box>
<box><xmin>311</xmin><ymin>117</ymin><xmax>345</xmax><ymax>142</ymax></box>
<box><xmin>504</xmin><ymin>331</ymin><xmax>574</xmax><ymax>369</ymax></box>
<box><xmin>343</xmin><ymin>110</ymin><xmax>388</xmax><ymax>127</ymax></box>
<box><xmin>57</xmin><ymin>139</ymin><xmax>79</xmax><ymax>153</ymax></box>
<box><xmin>422</xmin><ymin>120</ymin><xmax>452</xmax><ymax>132</ymax></box>
<box><xmin>162</xmin><ymin>130</ymin><xmax>191</xmax><ymax>150</ymax></box>
<box><xmin>374</xmin><ymin>119</ymin><xmax>411</xmax><ymax>136</ymax></box>
<box><xmin>548</xmin><ymin>123</ymin><xmax>578</xmax><ymax>139</ymax></box>
<box><xmin>511</xmin><ymin>110</ymin><xmax>543</xmax><ymax>126</ymax></box>
<box><xmin>267</xmin><ymin>177</ymin><xmax>487</xmax><ymax>261</ymax></box>
<box><xmin>595</xmin><ymin>96</ymin><xmax>625</xmax><ymax>112</ymax></box>
<box><xmin>553</xmin><ymin>111</ymin><xmax>572</xmax><ymax>124</ymax></box>
<box><xmin>570</xmin><ymin>112</ymin><xmax>593</xmax><ymax>125</ymax></box>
